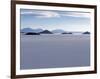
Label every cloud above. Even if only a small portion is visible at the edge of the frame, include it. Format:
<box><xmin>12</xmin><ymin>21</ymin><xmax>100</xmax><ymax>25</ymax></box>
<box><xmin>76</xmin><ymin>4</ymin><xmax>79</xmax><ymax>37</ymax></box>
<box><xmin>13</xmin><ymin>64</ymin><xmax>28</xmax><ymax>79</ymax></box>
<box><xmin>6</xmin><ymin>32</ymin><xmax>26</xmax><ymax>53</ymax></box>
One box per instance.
<box><xmin>21</xmin><ymin>10</ymin><xmax>90</xmax><ymax>18</ymax></box>
<box><xmin>21</xmin><ymin>11</ymin><xmax>34</xmax><ymax>15</ymax></box>
<box><xmin>62</xmin><ymin>12</ymin><xmax>90</xmax><ymax>18</ymax></box>
<box><xmin>21</xmin><ymin>10</ymin><xmax>60</xmax><ymax>18</ymax></box>
<box><xmin>36</xmin><ymin>11</ymin><xmax>60</xmax><ymax>18</ymax></box>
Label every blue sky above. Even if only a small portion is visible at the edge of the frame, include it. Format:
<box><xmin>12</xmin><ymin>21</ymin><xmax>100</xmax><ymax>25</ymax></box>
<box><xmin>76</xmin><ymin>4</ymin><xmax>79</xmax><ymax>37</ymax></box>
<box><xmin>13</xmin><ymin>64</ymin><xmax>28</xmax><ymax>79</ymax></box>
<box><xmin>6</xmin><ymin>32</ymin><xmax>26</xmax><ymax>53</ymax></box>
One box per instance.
<box><xmin>20</xmin><ymin>9</ymin><xmax>91</xmax><ymax>32</ymax></box>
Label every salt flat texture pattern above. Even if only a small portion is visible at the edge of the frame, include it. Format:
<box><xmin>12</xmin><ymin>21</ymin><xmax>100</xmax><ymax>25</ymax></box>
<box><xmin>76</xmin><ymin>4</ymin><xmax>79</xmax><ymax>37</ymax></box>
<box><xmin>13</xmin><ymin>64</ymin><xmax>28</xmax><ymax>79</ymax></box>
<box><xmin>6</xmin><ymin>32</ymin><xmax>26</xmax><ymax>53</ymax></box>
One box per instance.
<box><xmin>20</xmin><ymin>34</ymin><xmax>90</xmax><ymax>69</ymax></box>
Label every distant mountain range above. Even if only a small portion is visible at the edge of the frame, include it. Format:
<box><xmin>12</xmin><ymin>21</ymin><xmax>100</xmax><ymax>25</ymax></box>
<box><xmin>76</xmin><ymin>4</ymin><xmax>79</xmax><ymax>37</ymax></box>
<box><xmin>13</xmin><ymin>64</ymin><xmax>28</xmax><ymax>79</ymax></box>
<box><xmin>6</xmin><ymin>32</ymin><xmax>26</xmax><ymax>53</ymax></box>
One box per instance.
<box><xmin>21</xmin><ymin>28</ymin><xmax>90</xmax><ymax>35</ymax></box>
<box><xmin>21</xmin><ymin>28</ymin><xmax>43</xmax><ymax>33</ymax></box>
<box><xmin>40</xmin><ymin>30</ymin><xmax>53</xmax><ymax>34</ymax></box>
<box><xmin>52</xmin><ymin>29</ymin><xmax>65</xmax><ymax>33</ymax></box>
<box><xmin>21</xmin><ymin>28</ymin><xmax>65</xmax><ymax>34</ymax></box>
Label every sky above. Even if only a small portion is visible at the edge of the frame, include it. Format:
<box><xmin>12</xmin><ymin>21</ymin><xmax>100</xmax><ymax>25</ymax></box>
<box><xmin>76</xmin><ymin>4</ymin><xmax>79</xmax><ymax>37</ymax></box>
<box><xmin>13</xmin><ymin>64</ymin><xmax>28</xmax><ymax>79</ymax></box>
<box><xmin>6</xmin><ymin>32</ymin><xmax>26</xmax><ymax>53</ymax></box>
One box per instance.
<box><xmin>20</xmin><ymin>9</ymin><xmax>91</xmax><ymax>32</ymax></box>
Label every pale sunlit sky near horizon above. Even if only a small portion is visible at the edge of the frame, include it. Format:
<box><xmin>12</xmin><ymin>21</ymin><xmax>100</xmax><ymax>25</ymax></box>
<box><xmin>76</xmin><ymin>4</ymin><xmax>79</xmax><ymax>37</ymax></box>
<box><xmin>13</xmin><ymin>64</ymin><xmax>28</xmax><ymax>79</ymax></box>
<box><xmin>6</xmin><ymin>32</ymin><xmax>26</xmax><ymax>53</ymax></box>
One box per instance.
<box><xmin>20</xmin><ymin>9</ymin><xmax>91</xmax><ymax>32</ymax></box>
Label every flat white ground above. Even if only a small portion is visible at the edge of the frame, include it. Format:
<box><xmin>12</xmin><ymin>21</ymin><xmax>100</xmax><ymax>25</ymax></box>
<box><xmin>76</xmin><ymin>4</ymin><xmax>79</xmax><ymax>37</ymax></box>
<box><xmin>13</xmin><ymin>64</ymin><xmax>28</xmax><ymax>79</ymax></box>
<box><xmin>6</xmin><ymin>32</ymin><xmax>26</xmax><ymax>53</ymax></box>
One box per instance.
<box><xmin>20</xmin><ymin>34</ymin><xmax>90</xmax><ymax>70</ymax></box>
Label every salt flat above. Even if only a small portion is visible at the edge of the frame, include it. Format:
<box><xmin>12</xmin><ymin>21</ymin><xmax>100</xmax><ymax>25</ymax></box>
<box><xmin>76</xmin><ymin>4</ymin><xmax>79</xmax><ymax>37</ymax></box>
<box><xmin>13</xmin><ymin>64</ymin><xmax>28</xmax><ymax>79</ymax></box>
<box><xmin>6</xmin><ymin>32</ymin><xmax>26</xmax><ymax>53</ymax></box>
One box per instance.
<box><xmin>20</xmin><ymin>34</ymin><xmax>90</xmax><ymax>70</ymax></box>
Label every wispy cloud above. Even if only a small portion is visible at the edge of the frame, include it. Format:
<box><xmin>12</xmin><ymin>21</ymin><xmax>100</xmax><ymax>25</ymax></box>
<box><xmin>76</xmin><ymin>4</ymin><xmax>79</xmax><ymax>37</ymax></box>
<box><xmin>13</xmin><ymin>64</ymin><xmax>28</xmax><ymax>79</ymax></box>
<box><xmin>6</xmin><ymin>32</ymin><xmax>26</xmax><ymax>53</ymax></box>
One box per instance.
<box><xmin>21</xmin><ymin>10</ymin><xmax>60</xmax><ymax>18</ymax></box>
<box><xmin>36</xmin><ymin>11</ymin><xmax>60</xmax><ymax>18</ymax></box>
<box><xmin>21</xmin><ymin>9</ymin><xmax>90</xmax><ymax>18</ymax></box>
<box><xmin>21</xmin><ymin>11</ymin><xmax>34</xmax><ymax>15</ymax></box>
<box><xmin>62</xmin><ymin>12</ymin><xmax>90</xmax><ymax>18</ymax></box>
